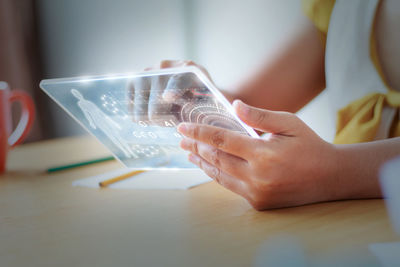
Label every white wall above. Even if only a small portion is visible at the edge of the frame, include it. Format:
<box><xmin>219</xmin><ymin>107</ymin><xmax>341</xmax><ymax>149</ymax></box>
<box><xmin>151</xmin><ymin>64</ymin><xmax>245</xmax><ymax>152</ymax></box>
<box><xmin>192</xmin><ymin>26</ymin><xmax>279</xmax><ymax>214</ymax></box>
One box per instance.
<box><xmin>38</xmin><ymin>0</ymin><xmax>187</xmax><ymax>76</ymax></box>
<box><xmin>191</xmin><ymin>0</ymin><xmax>303</xmax><ymax>87</ymax></box>
<box><xmin>37</xmin><ymin>0</ymin><xmax>187</xmax><ymax>137</ymax></box>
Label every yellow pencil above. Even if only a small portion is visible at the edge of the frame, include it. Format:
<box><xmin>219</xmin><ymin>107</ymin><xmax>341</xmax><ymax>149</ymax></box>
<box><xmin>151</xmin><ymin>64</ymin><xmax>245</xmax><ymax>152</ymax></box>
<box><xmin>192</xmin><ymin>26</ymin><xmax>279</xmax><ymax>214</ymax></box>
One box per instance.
<box><xmin>99</xmin><ymin>170</ymin><xmax>145</xmax><ymax>188</ymax></box>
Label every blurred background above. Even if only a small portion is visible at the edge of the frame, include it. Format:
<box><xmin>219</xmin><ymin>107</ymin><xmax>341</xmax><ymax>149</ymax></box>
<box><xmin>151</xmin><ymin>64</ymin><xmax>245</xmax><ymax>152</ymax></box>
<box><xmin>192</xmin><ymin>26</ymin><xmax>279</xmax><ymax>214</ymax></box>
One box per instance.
<box><xmin>0</xmin><ymin>0</ymin><xmax>332</xmax><ymax>143</ymax></box>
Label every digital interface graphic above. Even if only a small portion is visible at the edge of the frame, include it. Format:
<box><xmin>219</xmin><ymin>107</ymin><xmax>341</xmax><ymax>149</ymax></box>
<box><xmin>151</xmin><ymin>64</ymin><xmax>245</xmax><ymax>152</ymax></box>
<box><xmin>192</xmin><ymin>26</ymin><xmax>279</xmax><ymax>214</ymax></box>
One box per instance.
<box><xmin>40</xmin><ymin>67</ymin><xmax>258</xmax><ymax>169</ymax></box>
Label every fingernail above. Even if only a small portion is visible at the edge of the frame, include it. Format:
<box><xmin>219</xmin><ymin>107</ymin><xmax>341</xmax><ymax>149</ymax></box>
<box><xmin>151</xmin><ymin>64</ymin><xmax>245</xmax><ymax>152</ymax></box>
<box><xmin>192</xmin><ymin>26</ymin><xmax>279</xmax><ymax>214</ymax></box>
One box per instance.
<box><xmin>178</xmin><ymin>123</ymin><xmax>189</xmax><ymax>135</ymax></box>
<box><xmin>180</xmin><ymin>138</ymin><xmax>190</xmax><ymax>150</ymax></box>
<box><xmin>232</xmin><ymin>99</ymin><xmax>242</xmax><ymax>107</ymax></box>
<box><xmin>233</xmin><ymin>100</ymin><xmax>248</xmax><ymax>115</ymax></box>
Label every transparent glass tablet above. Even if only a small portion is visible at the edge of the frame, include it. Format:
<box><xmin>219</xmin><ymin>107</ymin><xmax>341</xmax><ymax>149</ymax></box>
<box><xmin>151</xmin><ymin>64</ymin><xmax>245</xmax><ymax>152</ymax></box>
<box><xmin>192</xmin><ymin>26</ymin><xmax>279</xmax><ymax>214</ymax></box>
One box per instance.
<box><xmin>40</xmin><ymin>67</ymin><xmax>258</xmax><ymax>169</ymax></box>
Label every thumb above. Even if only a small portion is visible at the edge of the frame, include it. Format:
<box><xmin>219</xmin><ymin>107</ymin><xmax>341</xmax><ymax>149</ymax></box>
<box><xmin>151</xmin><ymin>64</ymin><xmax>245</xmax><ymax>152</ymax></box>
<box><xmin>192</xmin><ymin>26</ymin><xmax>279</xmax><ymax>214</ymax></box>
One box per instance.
<box><xmin>233</xmin><ymin>100</ymin><xmax>299</xmax><ymax>134</ymax></box>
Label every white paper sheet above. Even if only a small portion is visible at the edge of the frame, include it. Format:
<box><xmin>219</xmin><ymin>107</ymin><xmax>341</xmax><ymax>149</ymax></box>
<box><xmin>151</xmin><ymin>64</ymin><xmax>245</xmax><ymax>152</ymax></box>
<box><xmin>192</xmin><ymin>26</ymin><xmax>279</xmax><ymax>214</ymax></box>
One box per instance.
<box><xmin>72</xmin><ymin>168</ymin><xmax>212</xmax><ymax>190</ymax></box>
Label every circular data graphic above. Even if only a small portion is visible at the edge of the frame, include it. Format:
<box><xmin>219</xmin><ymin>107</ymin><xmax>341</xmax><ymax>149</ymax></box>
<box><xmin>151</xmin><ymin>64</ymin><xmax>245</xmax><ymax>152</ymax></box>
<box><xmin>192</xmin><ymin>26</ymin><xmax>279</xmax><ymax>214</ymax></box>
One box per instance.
<box><xmin>180</xmin><ymin>101</ymin><xmax>247</xmax><ymax>133</ymax></box>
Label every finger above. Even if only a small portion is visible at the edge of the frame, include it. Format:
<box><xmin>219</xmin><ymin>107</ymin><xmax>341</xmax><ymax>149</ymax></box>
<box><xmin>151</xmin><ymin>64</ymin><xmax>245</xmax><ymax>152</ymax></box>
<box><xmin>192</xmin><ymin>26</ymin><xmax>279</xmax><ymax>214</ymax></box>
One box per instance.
<box><xmin>145</xmin><ymin>60</ymin><xmax>185</xmax><ymax>71</ymax></box>
<box><xmin>233</xmin><ymin>100</ymin><xmax>300</xmax><ymax>135</ymax></box>
<box><xmin>180</xmin><ymin>138</ymin><xmax>250</xmax><ymax>179</ymax></box>
<box><xmin>145</xmin><ymin>60</ymin><xmax>205</xmax><ymax>71</ymax></box>
<box><xmin>180</xmin><ymin>60</ymin><xmax>213</xmax><ymax>82</ymax></box>
<box><xmin>159</xmin><ymin>60</ymin><xmax>181</xmax><ymax>68</ymax></box>
<box><xmin>144</xmin><ymin>60</ymin><xmax>214</xmax><ymax>85</ymax></box>
<box><xmin>188</xmin><ymin>153</ymin><xmax>247</xmax><ymax>198</ymax></box>
<box><xmin>160</xmin><ymin>60</ymin><xmax>196</xmax><ymax>69</ymax></box>
<box><xmin>148</xmin><ymin>75</ymin><xmax>170</xmax><ymax>122</ymax></box>
<box><xmin>163</xmin><ymin>72</ymin><xmax>210</xmax><ymax>107</ymax></box>
<box><xmin>127</xmin><ymin>81</ymin><xmax>135</xmax><ymax>114</ymax></box>
<box><xmin>177</xmin><ymin>123</ymin><xmax>257</xmax><ymax>160</ymax></box>
<box><xmin>132</xmin><ymin>77</ymin><xmax>151</xmax><ymax>122</ymax></box>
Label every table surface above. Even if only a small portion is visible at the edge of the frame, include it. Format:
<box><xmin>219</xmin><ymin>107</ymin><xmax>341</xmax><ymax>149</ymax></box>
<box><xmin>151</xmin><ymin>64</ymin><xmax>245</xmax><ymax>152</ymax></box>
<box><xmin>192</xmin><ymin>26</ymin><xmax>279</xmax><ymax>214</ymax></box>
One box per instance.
<box><xmin>1</xmin><ymin>136</ymin><xmax>398</xmax><ymax>266</ymax></box>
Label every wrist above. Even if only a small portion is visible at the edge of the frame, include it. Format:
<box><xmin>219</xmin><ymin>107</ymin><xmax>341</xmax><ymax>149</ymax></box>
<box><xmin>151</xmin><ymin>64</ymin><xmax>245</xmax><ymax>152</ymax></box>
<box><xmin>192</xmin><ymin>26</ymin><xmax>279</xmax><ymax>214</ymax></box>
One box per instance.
<box><xmin>326</xmin><ymin>143</ymin><xmax>383</xmax><ymax>201</ymax></box>
<box><xmin>325</xmin><ymin>143</ymin><xmax>352</xmax><ymax>201</ymax></box>
<box><xmin>317</xmin><ymin>142</ymin><xmax>346</xmax><ymax>202</ymax></box>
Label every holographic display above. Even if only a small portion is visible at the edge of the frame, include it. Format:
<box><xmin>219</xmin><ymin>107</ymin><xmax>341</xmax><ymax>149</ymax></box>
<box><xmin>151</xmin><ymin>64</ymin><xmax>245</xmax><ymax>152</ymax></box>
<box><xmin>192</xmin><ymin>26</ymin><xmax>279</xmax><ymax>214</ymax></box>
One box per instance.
<box><xmin>40</xmin><ymin>67</ymin><xmax>258</xmax><ymax>169</ymax></box>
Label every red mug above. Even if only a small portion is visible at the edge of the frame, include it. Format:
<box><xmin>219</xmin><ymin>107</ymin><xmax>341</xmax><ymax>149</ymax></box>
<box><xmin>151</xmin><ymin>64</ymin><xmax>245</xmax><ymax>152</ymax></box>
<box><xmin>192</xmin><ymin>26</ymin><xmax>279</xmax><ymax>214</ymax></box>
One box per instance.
<box><xmin>0</xmin><ymin>81</ymin><xmax>35</xmax><ymax>174</ymax></box>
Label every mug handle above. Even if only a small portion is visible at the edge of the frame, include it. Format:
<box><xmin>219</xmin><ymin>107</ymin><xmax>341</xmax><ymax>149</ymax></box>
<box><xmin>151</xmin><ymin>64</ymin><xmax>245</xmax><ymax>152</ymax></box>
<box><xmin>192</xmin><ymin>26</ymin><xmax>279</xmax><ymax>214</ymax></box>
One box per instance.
<box><xmin>7</xmin><ymin>90</ymin><xmax>35</xmax><ymax>147</ymax></box>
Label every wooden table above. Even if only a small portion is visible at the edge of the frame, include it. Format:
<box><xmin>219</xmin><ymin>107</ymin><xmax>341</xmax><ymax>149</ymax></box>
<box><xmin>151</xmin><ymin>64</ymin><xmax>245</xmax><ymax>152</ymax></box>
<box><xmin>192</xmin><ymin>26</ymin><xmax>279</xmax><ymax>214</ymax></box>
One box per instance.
<box><xmin>1</xmin><ymin>136</ymin><xmax>397</xmax><ymax>266</ymax></box>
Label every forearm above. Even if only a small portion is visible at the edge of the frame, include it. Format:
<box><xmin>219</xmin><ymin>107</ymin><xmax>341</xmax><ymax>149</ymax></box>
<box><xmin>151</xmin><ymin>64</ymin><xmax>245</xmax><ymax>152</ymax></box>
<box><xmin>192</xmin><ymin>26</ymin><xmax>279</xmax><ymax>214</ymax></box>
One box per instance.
<box><xmin>226</xmin><ymin>20</ymin><xmax>325</xmax><ymax>113</ymax></box>
<box><xmin>328</xmin><ymin>137</ymin><xmax>400</xmax><ymax>200</ymax></box>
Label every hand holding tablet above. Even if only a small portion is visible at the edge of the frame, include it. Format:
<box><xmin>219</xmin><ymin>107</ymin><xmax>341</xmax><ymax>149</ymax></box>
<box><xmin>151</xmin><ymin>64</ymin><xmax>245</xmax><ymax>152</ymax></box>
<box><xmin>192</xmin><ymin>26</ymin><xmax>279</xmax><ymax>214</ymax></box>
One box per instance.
<box><xmin>40</xmin><ymin>66</ymin><xmax>258</xmax><ymax>169</ymax></box>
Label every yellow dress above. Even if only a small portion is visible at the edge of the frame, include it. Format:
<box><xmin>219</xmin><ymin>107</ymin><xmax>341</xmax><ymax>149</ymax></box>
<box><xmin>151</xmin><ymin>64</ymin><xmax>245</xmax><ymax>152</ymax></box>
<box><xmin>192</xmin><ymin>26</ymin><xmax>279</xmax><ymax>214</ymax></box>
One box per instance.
<box><xmin>303</xmin><ymin>0</ymin><xmax>400</xmax><ymax>144</ymax></box>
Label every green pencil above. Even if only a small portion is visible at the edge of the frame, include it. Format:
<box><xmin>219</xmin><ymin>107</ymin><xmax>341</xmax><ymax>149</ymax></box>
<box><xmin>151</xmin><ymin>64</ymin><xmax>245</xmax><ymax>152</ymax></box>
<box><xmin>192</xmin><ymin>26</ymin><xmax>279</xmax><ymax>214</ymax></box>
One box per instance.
<box><xmin>47</xmin><ymin>156</ymin><xmax>115</xmax><ymax>173</ymax></box>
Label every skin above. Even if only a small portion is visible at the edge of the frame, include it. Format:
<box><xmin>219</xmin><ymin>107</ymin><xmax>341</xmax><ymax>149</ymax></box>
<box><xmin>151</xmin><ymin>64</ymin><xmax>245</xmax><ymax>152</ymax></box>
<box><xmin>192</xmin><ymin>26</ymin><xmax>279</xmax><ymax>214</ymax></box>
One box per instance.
<box><xmin>143</xmin><ymin>0</ymin><xmax>400</xmax><ymax>210</ymax></box>
<box><xmin>178</xmin><ymin>101</ymin><xmax>400</xmax><ymax>210</ymax></box>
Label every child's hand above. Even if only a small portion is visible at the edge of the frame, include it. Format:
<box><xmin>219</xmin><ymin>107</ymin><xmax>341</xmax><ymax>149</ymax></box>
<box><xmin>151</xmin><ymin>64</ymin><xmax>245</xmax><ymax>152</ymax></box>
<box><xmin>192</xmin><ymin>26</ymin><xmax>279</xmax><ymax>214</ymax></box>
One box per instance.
<box><xmin>178</xmin><ymin>100</ymin><xmax>338</xmax><ymax>210</ymax></box>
